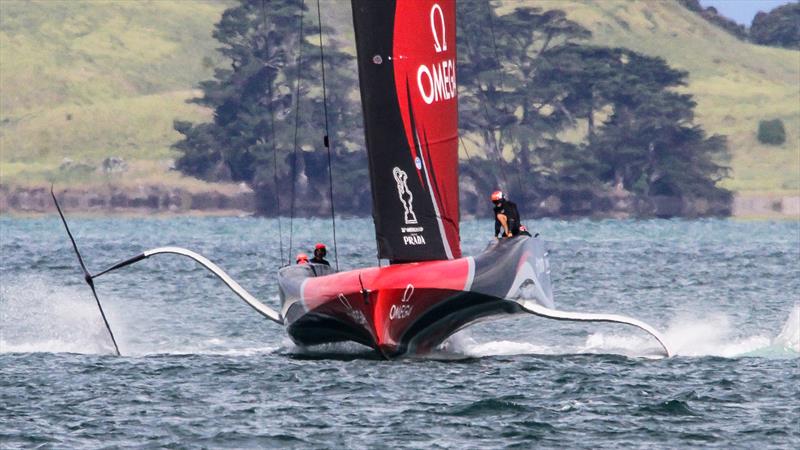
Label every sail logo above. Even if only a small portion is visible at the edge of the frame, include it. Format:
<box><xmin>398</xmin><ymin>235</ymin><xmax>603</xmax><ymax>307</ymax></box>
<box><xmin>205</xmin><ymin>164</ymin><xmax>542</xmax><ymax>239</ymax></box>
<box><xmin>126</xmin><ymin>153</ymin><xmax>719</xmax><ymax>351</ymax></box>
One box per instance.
<box><xmin>390</xmin><ymin>284</ymin><xmax>414</xmax><ymax>320</ymax></box>
<box><xmin>430</xmin><ymin>4</ymin><xmax>446</xmax><ymax>53</ymax></box>
<box><xmin>394</xmin><ymin>167</ymin><xmax>427</xmax><ymax>246</ymax></box>
<box><xmin>393</xmin><ymin>167</ymin><xmax>417</xmax><ymax>225</ymax></box>
<box><xmin>416</xmin><ymin>3</ymin><xmax>456</xmax><ymax>105</ymax></box>
<box><xmin>403</xmin><ymin>234</ymin><xmax>426</xmax><ymax>246</ymax></box>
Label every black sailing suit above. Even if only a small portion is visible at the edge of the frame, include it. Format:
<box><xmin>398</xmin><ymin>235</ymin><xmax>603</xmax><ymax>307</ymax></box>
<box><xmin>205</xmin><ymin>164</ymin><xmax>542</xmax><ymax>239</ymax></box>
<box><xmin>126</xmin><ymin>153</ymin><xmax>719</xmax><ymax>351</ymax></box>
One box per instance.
<box><xmin>311</xmin><ymin>256</ymin><xmax>330</xmax><ymax>266</ymax></box>
<box><xmin>494</xmin><ymin>200</ymin><xmax>521</xmax><ymax>238</ymax></box>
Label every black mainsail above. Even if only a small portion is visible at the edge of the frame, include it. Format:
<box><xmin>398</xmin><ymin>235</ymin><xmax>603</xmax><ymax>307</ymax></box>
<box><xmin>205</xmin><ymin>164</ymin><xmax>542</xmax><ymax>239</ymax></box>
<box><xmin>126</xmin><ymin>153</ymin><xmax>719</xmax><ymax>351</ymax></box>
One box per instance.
<box><xmin>352</xmin><ymin>0</ymin><xmax>461</xmax><ymax>262</ymax></box>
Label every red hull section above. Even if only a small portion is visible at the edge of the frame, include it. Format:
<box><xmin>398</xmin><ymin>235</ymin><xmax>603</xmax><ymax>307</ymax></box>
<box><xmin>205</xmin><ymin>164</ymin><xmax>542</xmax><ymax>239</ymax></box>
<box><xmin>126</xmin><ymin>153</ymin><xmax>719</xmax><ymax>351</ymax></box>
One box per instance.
<box><xmin>278</xmin><ymin>236</ymin><xmax>552</xmax><ymax>358</ymax></box>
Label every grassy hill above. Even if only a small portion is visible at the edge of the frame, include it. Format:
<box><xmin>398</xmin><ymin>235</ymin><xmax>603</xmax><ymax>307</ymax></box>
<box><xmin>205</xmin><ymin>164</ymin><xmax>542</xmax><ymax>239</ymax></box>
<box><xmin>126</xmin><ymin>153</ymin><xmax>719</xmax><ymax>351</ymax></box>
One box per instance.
<box><xmin>524</xmin><ymin>0</ymin><xmax>799</xmax><ymax>195</ymax></box>
<box><xmin>0</xmin><ymin>0</ymin><xmax>227</xmax><ymax>191</ymax></box>
<box><xmin>0</xmin><ymin>0</ymin><xmax>797</xmax><ymax>210</ymax></box>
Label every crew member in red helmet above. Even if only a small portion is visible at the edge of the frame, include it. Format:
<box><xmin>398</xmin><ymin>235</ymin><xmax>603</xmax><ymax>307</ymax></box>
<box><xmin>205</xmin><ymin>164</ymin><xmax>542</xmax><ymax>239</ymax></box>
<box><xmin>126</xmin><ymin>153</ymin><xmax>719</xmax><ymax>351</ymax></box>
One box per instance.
<box><xmin>295</xmin><ymin>253</ymin><xmax>309</xmax><ymax>264</ymax></box>
<box><xmin>311</xmin><ymin>243</ymin><xmax>331</xmax><ymax>266</ymax></box>
<box><xmin>491</xmin><ymin>190</ymin><xmax>522</xmax><ymax>238</ymax></box>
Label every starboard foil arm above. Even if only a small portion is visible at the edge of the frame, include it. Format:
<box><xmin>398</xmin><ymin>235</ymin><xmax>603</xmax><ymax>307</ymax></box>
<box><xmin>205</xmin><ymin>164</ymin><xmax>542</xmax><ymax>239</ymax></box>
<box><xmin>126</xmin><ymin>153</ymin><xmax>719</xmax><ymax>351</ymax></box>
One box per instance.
<box><xmin>93</xmin><ymin>247</ymin><xmax>283</xmax><ymax>324</ymax></box>
<box><xmin>516</xmin><ymin>299</ymin><xmax>672</xmax><ymax>357</ymax></box>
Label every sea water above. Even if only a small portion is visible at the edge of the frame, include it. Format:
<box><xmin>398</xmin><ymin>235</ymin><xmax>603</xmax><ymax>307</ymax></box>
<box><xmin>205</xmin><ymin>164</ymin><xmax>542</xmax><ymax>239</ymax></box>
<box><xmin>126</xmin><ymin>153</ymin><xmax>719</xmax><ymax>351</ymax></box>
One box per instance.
<box><xmin>1</xmin><ymin>217</ymin><xmax>798</xmax><ymax>448</ymax></box>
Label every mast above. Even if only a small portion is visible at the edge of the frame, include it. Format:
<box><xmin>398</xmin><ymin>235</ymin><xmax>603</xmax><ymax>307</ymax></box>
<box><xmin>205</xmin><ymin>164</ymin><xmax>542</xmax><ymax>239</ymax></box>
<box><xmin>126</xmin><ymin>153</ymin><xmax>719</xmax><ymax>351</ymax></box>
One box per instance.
<box><xmin>351</xmin><ymin>0</ymin><xmax>461</xmax><ymax>263</ymax></box>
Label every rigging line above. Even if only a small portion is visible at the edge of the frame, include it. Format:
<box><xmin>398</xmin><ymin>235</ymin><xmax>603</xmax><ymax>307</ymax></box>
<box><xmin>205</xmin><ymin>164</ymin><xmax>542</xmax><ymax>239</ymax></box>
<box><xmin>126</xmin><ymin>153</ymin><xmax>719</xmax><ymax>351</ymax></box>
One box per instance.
<box><xmin>484</xmin><ymin>0</ymin><xmax>525</xmax><ymax>198</ymax></box>
<box><xmin>458</xmin><ymin>9</ymin><xmax>509</xmax><ymax>191</ymax></box>
<box><xmin>288</xmin><ymin>0</ymin><xmax>306</xmax><ymax>265</ymax></box>
<box><xmin>260</xmin><ymin>0</ymin><xmax>285</xmax><ymax>266</ymax></box>
<box><xmin>458</xmin><ymin>135</ymin><xmax>474</xmax><ymax>165</ymax></box>
<box><xmin>458</xmin><ymin>136</ymin><xmax>477</xmax><ymax>210</ymax></box>
<box><xmin>484</xmin><ymin>0</ymin><xmax>508</xmax><ymax>124</ymax></box>
<box><xmin>316</xmin><ymin>0</ymin><xmax>339</xmax><ymax>271</ymax></box>
<box><xmin>458</xmin><ymin>136</ymin><xmax>474</xmax><ymax>186</ymax></box>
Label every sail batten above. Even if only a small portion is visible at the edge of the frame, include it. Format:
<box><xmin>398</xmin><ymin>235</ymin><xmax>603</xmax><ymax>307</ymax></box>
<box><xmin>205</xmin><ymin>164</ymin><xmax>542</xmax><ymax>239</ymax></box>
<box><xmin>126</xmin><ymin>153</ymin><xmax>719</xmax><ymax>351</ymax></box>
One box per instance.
<box><xmin>352</xmin><ymin>0</ymin><xmax>461</xmax><ymax>263</ymax></box>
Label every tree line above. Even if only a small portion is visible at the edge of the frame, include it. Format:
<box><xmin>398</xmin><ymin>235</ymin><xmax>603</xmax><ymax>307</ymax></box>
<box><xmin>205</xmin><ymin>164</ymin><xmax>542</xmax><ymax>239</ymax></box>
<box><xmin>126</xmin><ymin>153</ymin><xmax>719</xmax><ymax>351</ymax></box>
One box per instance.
<box><xmin>679</xmin><ymin>0</ymin><xmax>800</xmax><ymax>49</ymax></box>
<box><xmin>173</xmin><ymin>0</ymin><xmax>732</xmax><ymax>218</ymax></box>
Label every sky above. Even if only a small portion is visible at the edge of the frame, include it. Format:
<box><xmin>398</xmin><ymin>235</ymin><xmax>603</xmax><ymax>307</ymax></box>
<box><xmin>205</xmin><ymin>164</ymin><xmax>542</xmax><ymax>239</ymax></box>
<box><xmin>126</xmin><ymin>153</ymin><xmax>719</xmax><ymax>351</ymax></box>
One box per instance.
<box><xmin>699</xmin><ymin>0</ymin><xmax>796</xmax><ymax>25</ymax></box>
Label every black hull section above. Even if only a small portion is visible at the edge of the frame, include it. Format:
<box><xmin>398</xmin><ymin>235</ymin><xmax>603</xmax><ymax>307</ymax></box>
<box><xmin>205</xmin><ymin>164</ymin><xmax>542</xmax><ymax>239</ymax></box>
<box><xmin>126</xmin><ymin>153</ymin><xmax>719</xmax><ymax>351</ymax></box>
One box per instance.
<box><xmin>390</xmin><ymin>291</ymin><xmax>525</xmax><ymax>357</ymax></box>
<box><xmin>284</xmin><ymin>302</ymin><xmax>376</xmax><ymax>349</ymax></box>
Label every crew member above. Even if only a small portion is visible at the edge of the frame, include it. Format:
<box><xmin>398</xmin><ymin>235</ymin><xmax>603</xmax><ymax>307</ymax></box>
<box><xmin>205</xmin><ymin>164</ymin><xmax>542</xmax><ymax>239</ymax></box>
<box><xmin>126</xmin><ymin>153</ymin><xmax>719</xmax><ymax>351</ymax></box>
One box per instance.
<box><xmin>296</xmin><ymin>253</ymin><xmax>309</xmax><ymax>264</ymax></box>
<box><xmin>491</xmin><ymin>190</ymin><xmax>521</xmax><ymax>238</ymax></box>
<box><xmin>310</xmin><ymin>243</ymin><xmax>330</xmax><ymax>266</ymax></box>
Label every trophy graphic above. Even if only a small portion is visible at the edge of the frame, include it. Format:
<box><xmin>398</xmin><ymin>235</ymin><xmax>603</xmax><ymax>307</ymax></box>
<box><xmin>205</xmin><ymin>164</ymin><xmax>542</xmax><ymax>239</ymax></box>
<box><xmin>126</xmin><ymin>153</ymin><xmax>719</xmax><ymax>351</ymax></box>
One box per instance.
<box><xmin>393</xmin><ymin>167</ymin><xmax>417</xmax><ymax>224</ymax></box>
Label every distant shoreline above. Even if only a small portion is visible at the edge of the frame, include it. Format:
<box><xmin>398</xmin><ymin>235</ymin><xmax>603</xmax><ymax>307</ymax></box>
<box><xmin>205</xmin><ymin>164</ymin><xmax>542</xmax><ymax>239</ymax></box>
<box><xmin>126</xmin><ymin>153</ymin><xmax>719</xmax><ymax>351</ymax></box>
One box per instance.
<box><xmin>1</xmin><ymin>184</ymin><xmax>797</xmax><ymax>220</ymax></box>
<box><xmin>0</xmin><ymin>184</ymin><xmax>255</xmax><ymax>218</ymax></box>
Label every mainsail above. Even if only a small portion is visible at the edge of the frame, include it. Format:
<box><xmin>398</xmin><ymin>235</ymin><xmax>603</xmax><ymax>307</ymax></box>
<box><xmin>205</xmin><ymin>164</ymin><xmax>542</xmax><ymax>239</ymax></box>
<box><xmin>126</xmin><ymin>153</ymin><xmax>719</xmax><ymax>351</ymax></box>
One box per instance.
<box><xmin>352</xmin><ymin>0</ymin><xmax>460</xmax><ymax>262</ymax></box>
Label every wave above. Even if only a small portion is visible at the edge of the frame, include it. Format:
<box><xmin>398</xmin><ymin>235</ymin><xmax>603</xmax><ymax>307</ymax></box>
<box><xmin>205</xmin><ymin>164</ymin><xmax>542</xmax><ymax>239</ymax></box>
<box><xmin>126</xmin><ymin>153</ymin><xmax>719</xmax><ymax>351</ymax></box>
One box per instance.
<box><xmin>0</xmin><ymin>276</ymin><xmax>281</xmax><ymax>357</ymax></box>
<box><xmin>3</xmin><ymin>276</ymin><xmax>798</xmax><ymax>360</ymax></box>
<box><xmin>440</xmin><ymin>332</ymin><xmax>554</xmax><ymax>358</ymax></box>
<box><xmin>773</xmin><ymin>303</ymin><xmax>800</xmax><ymax>350</ymax></box>
<box><xmin>583</xmin><ymin>312</ymin><xmax>773</xmax><ymax>358</ymax></box>
<box><xmin>1</xmin><ymin>277</ymin><xmax>117</xmax><ymax>355</ymax></box>
<box><xmin>447</xmin><ymin>304</ymin><xmax>800</xmax><ymax>359</ymax></box>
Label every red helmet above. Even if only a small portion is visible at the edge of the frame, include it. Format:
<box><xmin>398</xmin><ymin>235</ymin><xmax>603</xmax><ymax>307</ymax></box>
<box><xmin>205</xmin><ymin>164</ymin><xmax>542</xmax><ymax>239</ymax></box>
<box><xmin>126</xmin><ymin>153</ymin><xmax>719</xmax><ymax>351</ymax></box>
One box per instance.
<box><xmin>296</xmin><ymin>253</ymin><xmax>309</xmax><ymax>264</ymax></box>
<box><xmin>491</xmin><ymin>190</ymin><xmax>505</xmax><ymax>202</ymax></box>
<box><xmin>314</xmin><ymin>243</ymin><xmax>327</xmax><ymax>251</ymax></box>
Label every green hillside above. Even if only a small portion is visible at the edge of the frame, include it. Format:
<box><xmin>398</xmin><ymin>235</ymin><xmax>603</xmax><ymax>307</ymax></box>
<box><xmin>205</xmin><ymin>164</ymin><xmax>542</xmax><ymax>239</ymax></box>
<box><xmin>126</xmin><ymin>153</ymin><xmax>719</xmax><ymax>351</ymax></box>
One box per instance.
<box><xmin>0</xmin><ymin>0</ymin><xmax>227</xmax><ymax>190</ymax></box>
<box><xmin>0</xmin><ymin>0</ymin><xmax>797</xmax><ymax>203</ymax></box>
<box><xmin>524</xmin><ymin>0</ymin><xmax>800</xmax><ymax>195</ymax></box>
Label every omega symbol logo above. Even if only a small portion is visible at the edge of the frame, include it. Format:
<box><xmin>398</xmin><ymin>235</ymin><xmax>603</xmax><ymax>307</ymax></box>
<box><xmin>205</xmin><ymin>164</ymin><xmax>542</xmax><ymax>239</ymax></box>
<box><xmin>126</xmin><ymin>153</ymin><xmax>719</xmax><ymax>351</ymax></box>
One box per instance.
<box><xmin>393</xmin><ymin>167</ymin><xmax>417</xmax><ymax>225</ymax></box>
<box><xmin>430</xmin><ymin>4</ymin><xmax>446</xmax><ymax>53</ymax></box>
<box><xmin>389</xmin><ymin>284</ymin><xmax>415</xmax><ymax>321</ymax></box>
<box><xmin>401</xmin><ymin>283</ymin><xmax>414</xmax><ymax>303</ymax></box>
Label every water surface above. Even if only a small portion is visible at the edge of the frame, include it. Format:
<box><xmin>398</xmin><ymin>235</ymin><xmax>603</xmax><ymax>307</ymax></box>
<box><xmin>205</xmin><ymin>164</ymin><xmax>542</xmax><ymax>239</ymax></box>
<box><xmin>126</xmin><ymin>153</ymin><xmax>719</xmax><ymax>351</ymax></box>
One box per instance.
<box><xmin>2</xmin><ymin>217</ymin><xmax>798</xmax><ymax>448</ymax></box>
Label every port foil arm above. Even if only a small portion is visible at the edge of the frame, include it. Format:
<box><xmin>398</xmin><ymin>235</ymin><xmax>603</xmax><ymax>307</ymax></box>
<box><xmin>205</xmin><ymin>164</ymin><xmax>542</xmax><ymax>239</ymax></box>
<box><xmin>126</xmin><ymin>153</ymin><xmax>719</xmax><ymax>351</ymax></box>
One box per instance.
<box><xmin>517</xmin><ymin>299</ymin><xmax>672</xmax><ymax>357</ymax></box>
<box><xmin>94</xmin><ymin>246</ymin><xmax>283</xmax><ymax>325</ymax></box>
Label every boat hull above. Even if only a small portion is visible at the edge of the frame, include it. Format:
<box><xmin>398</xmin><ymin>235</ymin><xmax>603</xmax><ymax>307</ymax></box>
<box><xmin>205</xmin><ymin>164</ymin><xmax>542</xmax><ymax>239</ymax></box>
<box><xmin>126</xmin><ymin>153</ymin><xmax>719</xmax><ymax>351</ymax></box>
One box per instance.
<box><xmin>278</xmin><ymin>236</ymin><xmax>552</xmax><ymax>358</ymax></box>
